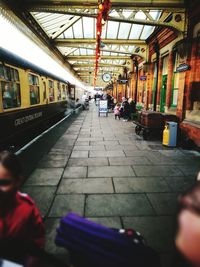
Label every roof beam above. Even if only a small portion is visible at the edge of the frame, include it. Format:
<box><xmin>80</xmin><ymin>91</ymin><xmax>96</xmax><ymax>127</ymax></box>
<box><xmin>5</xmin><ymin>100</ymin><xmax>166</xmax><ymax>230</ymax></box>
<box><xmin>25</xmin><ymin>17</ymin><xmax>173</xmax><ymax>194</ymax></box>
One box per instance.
<box><xmin>67</xmin><ymin>55</ymin><xmax>130</xmax><ymax>60</ymax></box>
<box><xmin>55</xmin><ymin>39</ymin><xmax>146</xmax><ymax>45</ymax></box>
<box><xmin>62</xmin><ymin>45</ymin><xmax>133</xmax><ymax>55</ymax></box>
<box><xmin>30</xmin><ymin>8</ymin><xmax>186</xmax><ymax>33</ymax></box>
<box><xmin>73</xmin><ymin>63</ymin><xmax>124</xmax><ymax>68</ymax></box>
<box><xmin>26</xmin><ymin>1</ymin><xmax>185</xmax><ymax>10</ymax></box>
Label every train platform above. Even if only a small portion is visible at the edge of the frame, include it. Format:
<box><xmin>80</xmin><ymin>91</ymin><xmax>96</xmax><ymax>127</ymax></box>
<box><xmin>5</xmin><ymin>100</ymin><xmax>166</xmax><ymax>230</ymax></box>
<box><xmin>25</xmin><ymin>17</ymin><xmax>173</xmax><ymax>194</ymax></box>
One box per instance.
<box><xmin>22</xmin><ymin>102</ymin><xmax>200</xmax><ymax>266</ymax></box>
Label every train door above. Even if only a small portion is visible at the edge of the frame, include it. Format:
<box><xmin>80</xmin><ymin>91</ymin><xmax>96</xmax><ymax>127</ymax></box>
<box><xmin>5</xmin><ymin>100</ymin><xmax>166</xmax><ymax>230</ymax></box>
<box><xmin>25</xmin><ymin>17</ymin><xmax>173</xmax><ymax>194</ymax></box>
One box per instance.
<box><xmin>160</xmin><ymin>55</ymin><xmax>168</xmax><ymax>112</ymax></box>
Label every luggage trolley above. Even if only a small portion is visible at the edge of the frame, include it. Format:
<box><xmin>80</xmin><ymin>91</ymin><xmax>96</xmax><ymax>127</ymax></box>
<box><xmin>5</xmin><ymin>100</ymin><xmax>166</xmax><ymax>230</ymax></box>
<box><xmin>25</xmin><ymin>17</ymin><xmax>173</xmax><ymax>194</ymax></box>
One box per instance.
<box><xmin>133</xmin><ymin>111</ymin><xmax>179</xmax><ymax>140</ymax></box>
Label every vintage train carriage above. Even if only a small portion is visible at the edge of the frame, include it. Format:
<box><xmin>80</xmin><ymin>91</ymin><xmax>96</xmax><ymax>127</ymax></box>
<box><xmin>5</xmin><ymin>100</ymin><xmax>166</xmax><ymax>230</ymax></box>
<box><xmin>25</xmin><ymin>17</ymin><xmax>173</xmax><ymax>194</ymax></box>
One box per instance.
<box><xmin>0</xmin><ymin>48</ymin><xmax>75</xmax><ymax>149</ymax></box>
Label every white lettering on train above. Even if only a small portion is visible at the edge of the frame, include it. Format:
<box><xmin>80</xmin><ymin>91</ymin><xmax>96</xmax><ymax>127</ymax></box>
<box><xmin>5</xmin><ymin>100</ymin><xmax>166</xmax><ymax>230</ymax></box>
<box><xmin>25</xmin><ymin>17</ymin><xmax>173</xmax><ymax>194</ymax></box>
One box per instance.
<box><xmin>15</xmin><ymin>112</ymin><xmax>43</xmax><ymax>126</ymax></box>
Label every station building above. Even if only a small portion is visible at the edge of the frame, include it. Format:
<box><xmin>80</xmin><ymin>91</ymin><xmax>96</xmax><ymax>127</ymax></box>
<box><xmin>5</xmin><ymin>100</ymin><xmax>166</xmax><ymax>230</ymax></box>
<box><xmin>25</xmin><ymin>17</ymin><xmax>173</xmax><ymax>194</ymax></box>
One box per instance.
<box><xmin>112</xmin><ymin>0</ymin><xmax>200</xmax><ymax>147</ymax></box>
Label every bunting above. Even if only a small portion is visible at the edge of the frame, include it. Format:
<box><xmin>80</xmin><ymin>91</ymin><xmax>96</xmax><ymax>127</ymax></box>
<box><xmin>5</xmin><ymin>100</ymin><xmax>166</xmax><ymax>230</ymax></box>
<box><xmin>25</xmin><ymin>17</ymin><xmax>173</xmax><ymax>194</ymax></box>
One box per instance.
<box><xmin>94</xmin><ymin>0</ymin><xmax>111</xmax><ymax>87</ymax></box>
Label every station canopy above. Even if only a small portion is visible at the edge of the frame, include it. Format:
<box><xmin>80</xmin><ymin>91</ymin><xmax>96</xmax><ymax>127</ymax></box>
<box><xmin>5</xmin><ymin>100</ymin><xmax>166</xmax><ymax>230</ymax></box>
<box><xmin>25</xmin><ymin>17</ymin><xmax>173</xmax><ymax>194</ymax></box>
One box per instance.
<box><xmin>2</xmin><ymin>0</ymin><xmax>186</xmax><ymax>87</ymax></box>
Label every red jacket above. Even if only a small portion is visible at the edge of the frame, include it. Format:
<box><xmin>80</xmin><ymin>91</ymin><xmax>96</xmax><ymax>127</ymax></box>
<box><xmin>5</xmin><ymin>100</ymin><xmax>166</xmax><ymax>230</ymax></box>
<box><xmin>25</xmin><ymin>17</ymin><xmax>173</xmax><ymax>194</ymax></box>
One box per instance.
<box><xmin>0</xmin><ymin>191</ymin><xmax>45</xmax><ymax>248</ymax></box>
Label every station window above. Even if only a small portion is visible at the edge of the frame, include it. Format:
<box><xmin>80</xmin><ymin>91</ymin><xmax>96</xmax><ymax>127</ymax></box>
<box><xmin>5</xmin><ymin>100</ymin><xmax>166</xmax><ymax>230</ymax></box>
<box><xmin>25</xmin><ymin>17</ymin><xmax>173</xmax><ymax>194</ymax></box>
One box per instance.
<box><xmin>171</xmin><ymin>52</ymin><xmax>179</xmax><ymax>107</ymax></box>
<box><xmin>28</xmin><ymin>74</ymin><xmax>40</xmax><ymax>105</ymax></box>
<box><xmin>57</xmin><ymin>82</ymin><xmax>61</xmax><ymax>101</ymax></box>
<box><xmin>48</xmin><ymin>80</ymin><xmax>54</xmax><ymax>102</ymax></box>
<box><xmin>0</xmin><ymin>64</ymin><xmax>21</xmax><ymax>109</ymax></box>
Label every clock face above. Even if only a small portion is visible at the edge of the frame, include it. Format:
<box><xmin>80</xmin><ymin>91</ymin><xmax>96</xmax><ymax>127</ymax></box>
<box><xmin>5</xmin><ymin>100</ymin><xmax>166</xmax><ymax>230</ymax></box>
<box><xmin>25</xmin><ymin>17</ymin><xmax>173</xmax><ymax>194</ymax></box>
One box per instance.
<box><xmin>102</xmin><ymin>73</ymin><xmax>111</xmax><ymax>82</ymax></box>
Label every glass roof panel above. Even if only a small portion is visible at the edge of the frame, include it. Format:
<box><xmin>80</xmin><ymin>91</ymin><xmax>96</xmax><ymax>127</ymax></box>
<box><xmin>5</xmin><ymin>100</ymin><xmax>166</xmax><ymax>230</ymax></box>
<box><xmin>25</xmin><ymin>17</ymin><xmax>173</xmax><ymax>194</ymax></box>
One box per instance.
<box><xmin>101</xmin><ymin>22</ymin><xmax>107</xmax><ymax>39</ymax></box>
<box><xmin>73</xmin><ymin>19</ymin><xmax>83</xmax><ymax>38</ymax></box>
<box><xmin>149</xmin><ymin>10</ymin><xmax>161</xmax><ymax>20</ymax></box>
<box><xmin>129</xmin><ymin>24</ymin><xmax>144</xmax><ymax>39</ymax></box>
<box><xmin>140</xmin><ymin>25</ymin><xmax>154</xmax><ymax>39</ymax></box>
<box><xmin>106</xmin><ymin>21</ymin><xmax>119</xmax><ymax>39</ymax></box>
<box><xmin>118</xmin><ymin>23</ymin><xmax>131</xmax><ymax>39</ymax></box>
<box><xmin>63</xmin><ymin>26</ymin><xmax>74</xmax><ymax>38</ymax></box>
<box><xmin>80</xmin><ymin>48</ymin><xmax>87</xmax><ymax>55</ymax></box>
<box><xmin>109</xmin><ymin>10</ymin><xmax>120</xmax><ymax>17</ymax></box>
<box><xmin>82</xmin><ymin>17</ymin><xmax>94</xmax><ymax>38</ymax></box>
<box><xmin>87</xmin><ymin>49</ymin><xmax>95</xmax><ymax>55</ymax></box>
<box><xmin>122</xmin><ymin>10</ymin><xmax>134</xmax><ymax>19</ymax></box>
<box><xmin>135</xmin><ymin>11</ymin><xmax>146</xmax><ymax>20</ymax></box>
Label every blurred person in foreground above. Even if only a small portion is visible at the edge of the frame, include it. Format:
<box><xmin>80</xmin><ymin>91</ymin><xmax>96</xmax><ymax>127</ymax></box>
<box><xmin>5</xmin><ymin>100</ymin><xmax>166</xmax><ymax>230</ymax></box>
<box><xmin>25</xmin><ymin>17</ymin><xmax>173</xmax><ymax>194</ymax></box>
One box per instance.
<box><xmin>176</xmin><ymin>172</ymin><xmax>200</xmax><ymax>267</ymax></box>
<box><xmin>0</xmin><ymin>151</ymin><xmax>45</xmax><ymax>248</ymax></box>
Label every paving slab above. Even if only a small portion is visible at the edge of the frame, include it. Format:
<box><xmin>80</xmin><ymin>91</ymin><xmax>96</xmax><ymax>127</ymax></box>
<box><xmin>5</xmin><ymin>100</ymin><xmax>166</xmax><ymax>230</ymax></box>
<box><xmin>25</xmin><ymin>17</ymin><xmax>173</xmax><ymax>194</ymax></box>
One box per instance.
<box><xmin>123</xmin><ymin>216</ymin><xmax>175</xmax><ymax>252</ymax></box>
<box><xmin>113</xmin><ymin>177</ymin><xmax>170</xmax><ymax>193</ymax></box>
<box><xmin>109</xmin><ymin>157</ymin><xmax>151</xmax><ymax>166</ymax></box>
<box><xmin>89</xmin><ymin>150</ymin><xmax>125</xmax><ymax>157</ymax></box>
<box><xmin>87</xmin><ymin>217</ymin><xmax>122</xmax><ymax>228</ymax></box>
<box><xmin>73</xmin><ymin>145</ymin><xmax>105</xmax><ymax>151</ymax></box>
<box><xmin>49</xmin><ymin>194</ymin><xmax>85</xmax><ymax>217</ymax></box>
<box><xmin>164</xmin><ymin>176</ymin><xmax>195</xmax><ymax>192</ymax></box>
<box><xmin>88</xmin><ymin>166</ymin><xmax>135</xmax><ymax>177</ymax></box>
<box><xmin>86</xmin><ymin>194</ymin><xmax>155</xmax><ymax>217</ymax></box>
<box><xmin>22</xmin><ymin>186</ymin><xmax>56</xmax><ymax>217</ymax></box>
<box><xmin>90</xmin><ymin>141</ymin><xmax>119</xmax><ymax>146</ymax></box>
<box><xmin>67</xmin><ymin>158</ymin><xmax>109</xmax><ymax>167</ymax></box>
<box><xmin>176</xmin><ymin>164</ymin><xmax>200</xmax><ymax>176</ymax></box>
<box><xmin>75</xmin><ymin>141</ymin><xmax>90</xmax><ymax>146</ymax></box>
<box><xmin>25</xmin><ymin>168</ymin><xmax>63</xmax><ymax>186</ymax></box>
<box><xmin>133</xmin><ymin>165</ymin><xmax>183</xmax><ymax>177</ymax></box>
<box><xmin>71</xmin><ymin>151</ymin><xmax>89</xmax><ymax>158</ymax></box>
<box><xmin>77</xmin><ymin>137</ymin><xmax>104</xmax><ymax>141</ymax></box>
<box><xmin>57</xmin><ymin>178</ymin><xmax>114</xmax><ymax>194</ymax></box>
<box><xmin>38</xmin><ymin>160</ymin><xmax>68</xmax><ymax>168</ymax></box>
<box><xmin>63</xmin><ymin>166</ymin><xmax>87</xmax><ymax>178</ymax></box>
<box><xmin>60</xmin><ymin>134</ymin><xmax>78</xmax><ymax>140</ymax></box>
<box><xmin>118</xmin><ymin>140</ymin><xmax>137</xmax><ymax>145</ymax></box>
<box><xmin>48</xmin><ymin>148</ymin><xmax>72</xmax><ymax>155</ymax></box>
<box><xmin>105</xmin><ymin>145</ymin><xmax>138</xmax><ymax>151</ymax></box>
<box><xmin>147</xmin><ymin>193</ymin><xmax>178</xmax><ymax>215</ymax></box>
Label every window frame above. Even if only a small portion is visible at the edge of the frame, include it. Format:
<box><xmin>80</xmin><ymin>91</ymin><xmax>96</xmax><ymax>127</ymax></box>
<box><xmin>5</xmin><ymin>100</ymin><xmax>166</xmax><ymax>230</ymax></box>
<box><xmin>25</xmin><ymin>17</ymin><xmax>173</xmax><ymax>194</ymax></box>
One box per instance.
<box><xmin>48</xmin><ymin>79</ymin><xmax>55</xmax><ymax>102</ymax></box>
<box><xmin>28</xmin><ymin>73</ymin><xmax>40</xmax><ymax>106</ymax></box>
<box><xmin>0</xmin><ymin>64</ymin><xmax>21</xmax><ymax>110</ymax></box>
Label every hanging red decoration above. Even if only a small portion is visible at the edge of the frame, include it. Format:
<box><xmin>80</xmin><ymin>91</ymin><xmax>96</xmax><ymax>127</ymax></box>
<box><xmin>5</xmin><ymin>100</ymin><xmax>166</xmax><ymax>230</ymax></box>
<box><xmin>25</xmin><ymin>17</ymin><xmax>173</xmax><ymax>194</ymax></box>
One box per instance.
<box><xmin>94</xmin><ymin>0</ymin><xmax>111</xmax><ymax>87</ymax></box>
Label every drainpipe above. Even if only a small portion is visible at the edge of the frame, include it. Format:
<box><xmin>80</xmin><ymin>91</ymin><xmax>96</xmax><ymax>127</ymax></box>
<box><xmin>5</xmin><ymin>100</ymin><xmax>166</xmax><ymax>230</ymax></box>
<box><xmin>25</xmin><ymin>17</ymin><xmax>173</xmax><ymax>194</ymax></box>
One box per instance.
<box><xmin>153</xmin><ymin>42</ymin><xmax>160</xmax><ymax>112</ymax></box>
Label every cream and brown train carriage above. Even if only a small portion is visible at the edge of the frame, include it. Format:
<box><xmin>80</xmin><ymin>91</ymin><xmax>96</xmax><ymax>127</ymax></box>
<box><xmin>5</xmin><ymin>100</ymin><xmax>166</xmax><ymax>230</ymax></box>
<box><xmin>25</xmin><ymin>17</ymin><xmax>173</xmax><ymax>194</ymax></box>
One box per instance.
<box><xmin>0</xmin><ymin>48</ymin><xmax>76</xmax><ymax>149</ymax></box>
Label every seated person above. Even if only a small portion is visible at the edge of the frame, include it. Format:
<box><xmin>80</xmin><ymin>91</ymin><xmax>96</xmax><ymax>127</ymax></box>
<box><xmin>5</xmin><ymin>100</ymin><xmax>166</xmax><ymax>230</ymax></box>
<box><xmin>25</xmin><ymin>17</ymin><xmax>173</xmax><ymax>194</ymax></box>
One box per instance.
<box><xmin>0</xmin><ymin>151</ymin><xmax>45</xmax><ymax>249</ymax></box>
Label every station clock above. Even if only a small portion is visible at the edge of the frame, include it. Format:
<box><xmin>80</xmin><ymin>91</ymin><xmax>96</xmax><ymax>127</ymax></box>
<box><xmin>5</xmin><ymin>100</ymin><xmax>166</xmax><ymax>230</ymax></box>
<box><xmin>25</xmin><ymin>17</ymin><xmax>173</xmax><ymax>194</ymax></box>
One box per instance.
<box><xmin>102</xmin><ymin>73</ymin><xmax>112</xmax><ymax>82</ymax></box>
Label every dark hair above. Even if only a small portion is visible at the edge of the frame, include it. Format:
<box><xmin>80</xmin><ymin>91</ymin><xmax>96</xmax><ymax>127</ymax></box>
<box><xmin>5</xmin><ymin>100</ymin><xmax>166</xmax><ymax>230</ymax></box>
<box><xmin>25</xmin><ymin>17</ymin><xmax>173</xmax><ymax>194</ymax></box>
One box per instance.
<box><xmin>0</xmin><ymin>151</ymin><xmax>22</xmax><ymax>182</ymax></box>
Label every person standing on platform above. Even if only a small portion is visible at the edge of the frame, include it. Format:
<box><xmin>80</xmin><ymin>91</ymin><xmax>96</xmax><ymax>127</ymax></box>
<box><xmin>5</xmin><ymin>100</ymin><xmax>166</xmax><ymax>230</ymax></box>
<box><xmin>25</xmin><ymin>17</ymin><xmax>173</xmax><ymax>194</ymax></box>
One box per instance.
<box><xmin>114</xmin><ymin>103</ymin><xmax>121</xmax><ymax>120</ymax></box>
<box><xmin>0</xmin><ymin>151</ymin><xmax>45</xmax><ymax>249</ymax></box>
<box><xmin>122</xmin><ymin>98</ymin><xmax>130</xmax><ymax>121</ymax></box>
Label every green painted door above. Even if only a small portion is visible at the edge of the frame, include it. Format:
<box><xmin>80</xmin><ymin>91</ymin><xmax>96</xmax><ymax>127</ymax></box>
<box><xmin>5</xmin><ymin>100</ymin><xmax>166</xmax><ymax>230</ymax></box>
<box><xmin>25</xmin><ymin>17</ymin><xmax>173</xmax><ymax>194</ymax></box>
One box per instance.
<box><xmin>160</xmin><ymin>74</ymin><xmax>167</xmax><ymax>112</ymax></box>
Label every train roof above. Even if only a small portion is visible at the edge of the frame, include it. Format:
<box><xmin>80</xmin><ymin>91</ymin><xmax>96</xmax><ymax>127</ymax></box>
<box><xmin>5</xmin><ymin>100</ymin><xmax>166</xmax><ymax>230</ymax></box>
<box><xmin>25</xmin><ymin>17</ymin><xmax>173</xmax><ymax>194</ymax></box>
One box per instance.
<box><xmin>0</xmin><ymin>47</ymin><xmax>70</xmax><ymax>85</ymax></box>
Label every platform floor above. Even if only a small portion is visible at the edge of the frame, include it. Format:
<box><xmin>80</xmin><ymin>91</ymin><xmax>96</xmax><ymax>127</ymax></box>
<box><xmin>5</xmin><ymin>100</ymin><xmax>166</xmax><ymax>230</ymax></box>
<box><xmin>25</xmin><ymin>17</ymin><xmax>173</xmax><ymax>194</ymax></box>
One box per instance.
<box><xmin>22</xmin><ymin>102</ymin><xmax>200</xmax><ymax>266</ymax></box>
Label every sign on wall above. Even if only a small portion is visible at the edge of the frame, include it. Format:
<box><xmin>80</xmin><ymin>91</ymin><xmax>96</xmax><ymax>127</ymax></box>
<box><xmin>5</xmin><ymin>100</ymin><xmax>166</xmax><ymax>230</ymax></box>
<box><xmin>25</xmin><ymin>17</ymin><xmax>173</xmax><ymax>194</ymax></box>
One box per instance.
<box><xmin>176</xmin><ymin>63</ymin><xmax>191</xmax><ymax>72</ymax></box>
<box><xmin>140</xmin><ymin>75</ymin><xmax>147</xmax><ymax>81</ymax></box>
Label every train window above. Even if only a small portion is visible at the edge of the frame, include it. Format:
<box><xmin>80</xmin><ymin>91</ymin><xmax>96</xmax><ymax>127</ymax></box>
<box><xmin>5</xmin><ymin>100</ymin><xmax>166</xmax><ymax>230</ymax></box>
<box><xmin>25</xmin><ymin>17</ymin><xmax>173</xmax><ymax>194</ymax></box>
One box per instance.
<box><xmin>57</xmin><ymin>82</ymin><xmax>61</xmax><ymax>101</ymax></box>
<box><xmin>42</xmin><ymin>81</ymin><xmax>46</xmax><ymax>101</ymax></box>
<box><xmin>4</xmin><ymin>66</ymin><xmax>11</xmax><ymax>81</ymax></box>
<box><xmin>62</xmin><ymin>84</ymin><xmax>67</xmax><ymax>100</ymax></box>
<box><xmin>0</xmin><ymin>64</ymin><xmax>4</xmax><ymax>78</ymax></box>
<box><xmin>1</xmin><ymin>81</ymin><xmax>21</xmax><ymax>109</ymax></box>
<box><xmin>48</xmin><ymin>80</ymin><xmax>54</xmax><ymax>102</ymax></box>
<box><xmin>14</xmin><ymin>69</ymin><xmax>19</xmax><ymax>81</ymax></box>
<box><xmin>28</xmin><ymin>74</ymin><xmax>40</xmax><ymax>105</ymax></box>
